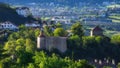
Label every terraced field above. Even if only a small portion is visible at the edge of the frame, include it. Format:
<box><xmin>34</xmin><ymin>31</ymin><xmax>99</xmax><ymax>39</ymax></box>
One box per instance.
<box><xmin>104</xmin><ymin>30</ymin><xmax>120</xmax><ymax>37</ymax></box>
<box><xmin>109</xmin><ymin>15</ymin><xmax>120</xmax><ymax>23</ymax></box>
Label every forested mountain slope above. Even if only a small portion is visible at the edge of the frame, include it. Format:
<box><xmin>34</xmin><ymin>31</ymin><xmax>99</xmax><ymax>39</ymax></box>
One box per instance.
<box><xmin>0</xmin><ymin>3</ymin><xmax>36</xmax><ymax>25</ymax></box>
<box><xmin>0</xmin><ymin>0</ymin><xmax>119</xmax><ymax>5</ymax></box>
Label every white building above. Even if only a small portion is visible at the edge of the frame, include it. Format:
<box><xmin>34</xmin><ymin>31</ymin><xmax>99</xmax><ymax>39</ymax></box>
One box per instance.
<box><xmin>0</xmin><ymin>21</ymin><xmax>18</xmax><ymax>30</ymax></box>
<box><xmin>25</xmin><ymin>21</ymin><xmax>40</xmax><ymax>28</ymax></box>
<box><xmin>51</xmin><ymin>16</ymin><xmax>72</xmax><ymax>24</ymax></box>
<box><xmin>16</xmin><ymin>7</ymin><xmax>31</xmax><ymax>17</ymax></box>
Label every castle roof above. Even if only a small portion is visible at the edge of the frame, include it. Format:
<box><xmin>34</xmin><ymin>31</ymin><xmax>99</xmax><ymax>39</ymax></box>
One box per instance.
<box><xmin>92</xmin><ymin>26</ymin><xmax>103</xmax><ymax>31</ymax></box>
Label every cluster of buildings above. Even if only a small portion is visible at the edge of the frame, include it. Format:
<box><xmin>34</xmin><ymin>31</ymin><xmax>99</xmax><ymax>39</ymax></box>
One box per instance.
<box><xmin>29</xmin><ymin>6</ymin><xmax>79</xmax><ymax>17</ymax></box>
<box><xmin>15</xmin><ymin>7</ymin><xmax>31</xmax><ymax>17</ymax></box>
<box><xmin>0</xmin><ymin>21</ymin><xmax>18</xmax><ymax>30</ymax></box>
<box><xmin>90</xmin><ymin>59</ymin><xmax>116</xmax><ymax>68</ymax></box>
<box><xmin>51</xmin><ymin>16</ymin><xmax>76</xmax><ymax>24</ymax></box>
<box><xmin>0</xmin><ymin>21</ymin><xmax>41</xmax><ymax>30</ymax></box>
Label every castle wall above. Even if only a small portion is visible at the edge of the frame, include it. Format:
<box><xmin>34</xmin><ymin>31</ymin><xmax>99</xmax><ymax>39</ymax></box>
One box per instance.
<box><xmin>91</xmin><ymin>30</ymin><xmax>103</xmax><ymax>36</ymax></box>
<box><xmin>93</xmin><ymin>31</ymin><xmax>103</xmax><ymax>36</ymax></box>
<box><xmin>55</xmin><ymin>37</ymin><xmax>67</xmax><ymax>52</ymax></box>
<box><xmin>45</xmin><ymin>37</ymin><xmax>55</xmax><ymax>51</ymax></box>
<box><xmin>37</xmin><ymin>36</ymin><xmax>67</xmax><ymax>53</ymax></box>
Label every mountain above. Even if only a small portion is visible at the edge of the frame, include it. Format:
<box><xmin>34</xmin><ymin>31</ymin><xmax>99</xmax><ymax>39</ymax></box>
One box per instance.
<box><xmin>0</xmin><ymin>0</ymin><xmax>120</xmax><ymax>6</ymax></box>
<box><xmin>0</xmin><ymin>3</ymin><xmax>36</xmax><ymax>25</ymax></box>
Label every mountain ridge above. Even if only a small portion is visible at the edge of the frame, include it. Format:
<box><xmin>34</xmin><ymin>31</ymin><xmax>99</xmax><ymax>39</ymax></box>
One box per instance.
<box><xmin>0</xmin><ymin>0</ymin><xmax>119</xmax><ymax>5</ymax></box>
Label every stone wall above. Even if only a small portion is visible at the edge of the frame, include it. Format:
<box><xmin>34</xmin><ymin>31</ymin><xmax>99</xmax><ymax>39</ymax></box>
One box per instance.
<box><xmin>37</xmin><ymin>36</ymin><xmax>67</xmax><ymax>53</ymax></box>
<box><xmin>91</xmin><ymin>30</ymin><xmax>103</xmax><ymax>36</ymax></box>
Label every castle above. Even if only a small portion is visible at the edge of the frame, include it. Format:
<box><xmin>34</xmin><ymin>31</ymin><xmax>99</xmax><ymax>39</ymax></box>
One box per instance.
<box><xmin>37</xmin><ymin>31</ymin><xmax>67</xmax><ymax>53</ymax></box>
<box><xmin>37</xmin><ymin>25</ymin><xmax>103</xmax><ymax>53</ymax></box>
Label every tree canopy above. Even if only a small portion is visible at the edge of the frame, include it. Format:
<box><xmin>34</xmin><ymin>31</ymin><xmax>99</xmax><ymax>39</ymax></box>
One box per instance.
<box><xmin>53</xmin><ymin>28</ymin><xmax>67</xmax><ymax>37</ymax></box>
<box><xmin>71</xmin><ymin>22</ymin><xmax>84</xmax><ymax>38</ymax></box>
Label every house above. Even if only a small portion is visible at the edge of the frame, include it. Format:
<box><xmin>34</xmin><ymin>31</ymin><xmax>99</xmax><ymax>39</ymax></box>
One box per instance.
<box><xmin>16</xmin><ymin>7</ymin><xmax>31</xmax><ymax>17</ymax></box>
<box><xmin>25</xmin><ymin>23</ymin><xmax>40</xmax><ymax>28</ymax></box>
<box><xmin>37</xmin><ymin>30</ymin><xmax>67</xmax><ymax>53</ymax></box>
<box><xmin>0</xmin><ymin>21</ymin><xmax>18</xmax><ymax>30</ymax></box>
<box><xmin>25</xmin><ymin>21</ymin><xmax>40</xmax><ymax>28</ymax></box>
<box><xmin>90</xmin><ymin>26</ymin><xmax>103</xmax><ymax>36</ymax></box>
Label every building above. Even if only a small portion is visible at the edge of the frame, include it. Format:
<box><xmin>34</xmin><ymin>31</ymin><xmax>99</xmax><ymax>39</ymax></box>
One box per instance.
<box><xmin>16</xmin><ymin>7</ymin><xmax>31</xmax><ymax>17</ymax></box>
<box><xmin>25</xmin><ymin>21</ymin><xmax>40</xmax><ymax>28</ymax></box>
<box><xmin>90</xmin><ymin>59</ymin><xmax>116</xmax><ymax>68</ymax></box>
<box><xmin>37</xmin><ymin>31</ymin><xmax>67</xmax><ymax>53</ymax></box>
<box><xmin>90</xmin><ymin>26</ymin><xmax>103</xmax><ymax>36</ymax></box>
<box><xmin>51</xmin><ymin>16</ymin><xmax>71</xmax><ymax>24</ymax></box>
<box><xmin>0</xmin><ymin>21</ymin><xmax>18</xmax><ymax>30</ymax></box>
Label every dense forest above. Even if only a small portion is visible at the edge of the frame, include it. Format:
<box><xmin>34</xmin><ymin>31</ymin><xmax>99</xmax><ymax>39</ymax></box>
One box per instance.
<box><xmin>0</xmin><ymin>22</ymin><xmax>120</xmax><ymax>68</ymax></box>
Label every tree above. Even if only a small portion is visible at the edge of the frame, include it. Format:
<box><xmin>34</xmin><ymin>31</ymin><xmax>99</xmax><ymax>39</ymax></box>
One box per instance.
<box><xmin>32</xmin><ymin>51</ymin><xmax>94</xmax><ymax>68</ymax></box>
<box><xmin>74</xmin><ymin>60</ymin><xmax>94</xmax><ymax>68</ymax></box>
<box><xmin>0</xmin><ymin>61</ymin><xmax>4</xmax><ymax>68</ymax></box>
<box><xmin>67</xmin><ymin>35</ymin><xmax>82</xmax><ymax>49</ymax></box>
<box><xmin>53</xmin><ymin>28</ymin><xmax>67</xmax><ymax>37</ymax></box>
<box><xmin>25</xmin><ymin>38</ymin><xmax>35</xmax><ymax>53</ymax></box>
<box><xmin>111</xmin><ymin>35</ymin><xmax>120</xmax><ymax>45</ymax></box>
<box><xmin>34</xmin><ymin>28</ymin><xmax>40</xmax><ymax>38</ymax></box>
<box><xmin>27</xmin><ymin>63</ymin><xmax>35</xmax><ymax>68</ymax></box>
<box><xmin>0</xmin><ymin>45</ymin><xmax>3</xmax><ymax>59</ymax></box>
<box><xmin>8</xmin><ymin>32</ymin><xmax>19</xmax><ymax>40</ymax></box>
<box><xmin>56</xmin><ymin>22</ymin><xmax>62</xmax><ymax>28</ymax></box>
<box><xmin>16</xmin><ymin>38</ymin><xmax>25</xmax><ymax>46</ymax></box>
<box><xmin>44</xmin><ymin>26</ymin><xmax>53</xmax><ymax>36</ymax></box>
<box><xmin>95</xmin><ymin>36</ymin><xmax>104</xmax><ymax>44</ymax></box>
<box><xmin>82</xmin><ymin>36</ymin><xmax>96</xmax><ymax>48</ymax></box>
<box><xmin>118</xmin><ymin>63</ymin><xmax>120</xmax><ymax>68</ymax></box>
<box><xmin>71</xmin><ymin>22</ymin><xmax>84</xmax><ymax>38</ymax></box>
<box><xmin>16</xmin><ymin>51</ymin><xmax>33</xmax><ymax>68</ymax></box>
<box><xmin>19</xmin><ymin>25</ymin><xmax>27</xmax><ymax>31</ymax></box>
<box><xmin>4</xmin><ymin>41</ymin><xmax>17</xmax><ymax>55</ymax></box>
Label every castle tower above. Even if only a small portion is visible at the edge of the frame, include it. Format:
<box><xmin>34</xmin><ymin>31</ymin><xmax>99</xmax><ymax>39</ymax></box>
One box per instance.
<box><xmin>90</xmin><ymin>26</ymin><xmax>103</xmax><ymax>36</ymax></box>
<box><xmin>37</xmin><ymin>30</ymin><xmax>46</xmax><ymax>49</ymax></box>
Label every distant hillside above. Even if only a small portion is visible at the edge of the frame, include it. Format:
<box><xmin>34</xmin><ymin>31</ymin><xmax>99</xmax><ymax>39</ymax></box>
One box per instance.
<box><xmin>0</xmin><ymin>3</ymin><xmax>36</xmax><ymax>25</ymax></box>
<box><xmin>0</xmin><ymin>0</ymin><xmax>120</xmax><ymax>6</ymax></box>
